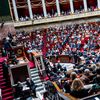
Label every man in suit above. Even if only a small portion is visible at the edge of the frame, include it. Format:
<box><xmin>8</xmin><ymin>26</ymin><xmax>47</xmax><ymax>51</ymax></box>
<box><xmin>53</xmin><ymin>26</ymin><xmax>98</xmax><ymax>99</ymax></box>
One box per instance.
<box><xmin>1</xmin><ymin>47</ymin><xmax>7</xmax><ymax>57</ymax></box>
<box><xmin>26</xmin><ymin>78</ymin><xmax>37</xmax><ymax>97</ymax></box>
<box><xmin>15</xmin><ymin>81</ymin><xmax>23</xmax><ymax>98</ymax></box>
<box><xmin>2</xmin><ymin>59</ymin><xmax>9</xmax><ymax>83</ymax></box>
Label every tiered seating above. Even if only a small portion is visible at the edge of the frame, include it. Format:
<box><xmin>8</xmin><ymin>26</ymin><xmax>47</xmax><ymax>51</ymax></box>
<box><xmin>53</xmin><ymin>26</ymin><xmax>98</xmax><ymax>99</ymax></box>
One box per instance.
<box><xmin>0</xmin><ymin>21</ymin><xmax>99</xmax><ymax>99</ymax></box>
<box><xmin>43</xmin><ymin>22</ymin><xmax>99</xmax><ymax>57</ymax></box>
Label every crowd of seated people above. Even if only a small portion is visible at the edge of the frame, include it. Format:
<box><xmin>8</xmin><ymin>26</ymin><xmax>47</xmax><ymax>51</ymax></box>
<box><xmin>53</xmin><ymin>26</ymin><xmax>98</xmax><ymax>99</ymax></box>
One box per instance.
<box><xmin>30</xmin><ymin>22</ymin><xmax>99</xmax><ymax>98</ymax></box>
<box><xmin>1</xmin><ymin>22</ymin><xmax>100</xmax><ymax>63</ymax></box>
<box><xmin>1</xmin><ymin>21</ymin><xmax>100</xmax><ymax>99</ymax></box>
<box><xmin>18</xmin><ymin>5</ymin><xmax>98</xmax><ymax>21</ymax></box>
<box><xmin>20</xmin><ymin>16</ymin><xmax>29</xmax><ymax>21</ymax></box>
<box><xmin>43</xmin><ymin>23</ymin><xmax>99</xmax><ymax>64</ymax></box>
<box><xmin>43</xmin><ymin>56</ymin><xmax>100</xmax><ymax>98</ymax></box>
<box><xmin>2</xmin><ymin>22</ymin><xmax>99</xmax><ymax>65</ymax></box>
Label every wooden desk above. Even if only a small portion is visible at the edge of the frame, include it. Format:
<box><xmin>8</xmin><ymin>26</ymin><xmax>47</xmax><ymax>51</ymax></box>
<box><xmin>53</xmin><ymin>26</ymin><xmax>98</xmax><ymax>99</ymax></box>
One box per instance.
<box><xmin>17</xmin><ymin>57</ymin><xmax>28</xmax><ymax>64</ymax></box>
<box><xmin>48</xmin><ymin>55</ymin><xmax>73</xmax><ymax>63</ymax></box>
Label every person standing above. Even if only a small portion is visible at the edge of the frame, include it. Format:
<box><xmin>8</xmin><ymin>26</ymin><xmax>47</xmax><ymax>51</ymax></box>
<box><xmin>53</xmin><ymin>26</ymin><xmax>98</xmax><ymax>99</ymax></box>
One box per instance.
<box><xmin>2</xmin><ymin>59</ymin><xmax>9</xmax><ymax>83</ymax></box>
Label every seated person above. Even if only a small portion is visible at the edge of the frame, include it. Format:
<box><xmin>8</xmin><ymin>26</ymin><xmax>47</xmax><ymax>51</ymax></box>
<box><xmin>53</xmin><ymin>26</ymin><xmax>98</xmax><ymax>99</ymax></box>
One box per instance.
<box><xmin>57</xmin><ymin>63</ymin><xmax>64</xmax><ymax>71</ymax></box>
<box><xmin>12</xmin><ymin>55</ymin><xmax>19</xmax><ymax>64</ymax></box>
<box><xmin>93</xmin><ymin>68</ymin><xmax>100</xmax><ymax>85</ymax></box>
<box><xmin>26</xmin><ymin>78</ymin><xmax>37</xmax><ymax>97</ymax></box>
<box><xmin>63</xmin><ymin>81</ymin><xmax>70</xmax><ymax>93</ymax></box>
<box><xmin>15</xmin><ymin>81</ymin><xmax>23</xmax><ymax>98</ymax></box>
<box><xmin>70</xmin><ymin>78</ymin><xmax>89</xmax><ymax>98</ymax></box>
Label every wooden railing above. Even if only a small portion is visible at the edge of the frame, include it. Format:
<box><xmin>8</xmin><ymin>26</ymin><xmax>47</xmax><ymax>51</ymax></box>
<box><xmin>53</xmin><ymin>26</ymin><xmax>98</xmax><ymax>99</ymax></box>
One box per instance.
<box><xmin>52</xmin><ymin>82</ymin><xmax>78</xmax><ymax>100</ymax></box>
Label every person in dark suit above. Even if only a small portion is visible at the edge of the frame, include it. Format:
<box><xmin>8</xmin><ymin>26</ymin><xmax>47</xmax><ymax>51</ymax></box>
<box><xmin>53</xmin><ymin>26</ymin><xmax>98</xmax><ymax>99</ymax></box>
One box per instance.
<box><xmin>9</xmin><ymin>52</ymin><xmax>19</xmax><ymax>64</ymax></box>
<box><xmin>3</xmin><ymin>38</ymin><xmax>12</xmax><ymax>51</ymax></box>
<box><xmin>2</xmin><ymin>59</ymin><xmax>9</xmax><ymax>83</ymax></box>
<box><xmin>8</xmin><ymin>32</ymin><xmax>13</xmax><ymax>41</ymax></box>
<box><xmin>15</xmin><ymin>81</ymin><xmax>23</xmax><ymax>98</ymax></box>
<box><xmin>26</xmin><ymin>78</ymin><xmax>37</xmax><ymax>97</ymax></box>
<box><xmin>57</xmin><ymin>62</ymin><xmax>63</xmax><ymax>71</ymax></box>
<box><xmin>93</xmin><ymin>68</ymin><xmax>100</xmax><ymax>85</ymax></box>
<box><xmin>1</xmin><ymin>47</ymin><xmax>7</xmax><ymax>57</ymax></box>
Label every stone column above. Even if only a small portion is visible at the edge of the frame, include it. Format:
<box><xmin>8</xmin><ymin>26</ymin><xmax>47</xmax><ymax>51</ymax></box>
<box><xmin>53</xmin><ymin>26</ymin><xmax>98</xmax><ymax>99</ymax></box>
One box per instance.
<box><xmin>69</xmin><ymin>0</ymin><xmax>74</xmax><ymax>14</ymax></box>
<box><xmin>40</xmin><ymin>56</ymin><xmax>45</xmax><ymax>70</ymax></box>
<box><xmin>12</xmin><ymin>0</ymin><xmax>19</xmax><ymax>21</ymax></box>
<box><xmin>97</xmin><ymin>0</ymin><xmax>100</xmax><ymax>9</ymax></box>
<box><xmin>41</xmin><ymin>0</ymin><xmax>47</xmax><ymax>17</ymax></box>
<box><xmin>83</xmin><ymin>0</ymin><xmax>88</xmax><ymax>12</ymax></box>
<box><xmin>27</xmin><ymin>0</ymin><xmax>33</xmax><ymax>20</ymax></box>
<box><xmin>56</xmin><ymin>0</ymin><xmax>61</xmax><ymax>16</ymax></box>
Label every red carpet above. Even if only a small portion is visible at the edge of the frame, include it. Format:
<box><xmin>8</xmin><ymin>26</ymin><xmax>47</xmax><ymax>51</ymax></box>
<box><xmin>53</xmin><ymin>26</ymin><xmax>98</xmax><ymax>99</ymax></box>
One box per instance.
<box><xmin>0</xmin><ymin>57</ymin><xmax>7</xmax><ymax>63</ymax></box>
<box><xmin>28</xmin><ymin>61</ymin><xmax>35</xmax><ymax>69</ymax></box>
<box><xmin>0</xmin><ymin>57</ymin><xmax>14</xmax><ymax>100</ymax></box>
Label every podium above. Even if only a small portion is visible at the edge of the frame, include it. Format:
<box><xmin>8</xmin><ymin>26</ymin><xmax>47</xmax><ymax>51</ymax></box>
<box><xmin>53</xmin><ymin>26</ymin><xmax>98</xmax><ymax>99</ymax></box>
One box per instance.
<box><xmin>9</xmin><ymin>62</ymin><xmax>31</xmax><ymax>86</ymax></box>
<box><xmin>27</xmin><ymin>50</ymin><xmax>45</xmax><ymax>75</ymax></box>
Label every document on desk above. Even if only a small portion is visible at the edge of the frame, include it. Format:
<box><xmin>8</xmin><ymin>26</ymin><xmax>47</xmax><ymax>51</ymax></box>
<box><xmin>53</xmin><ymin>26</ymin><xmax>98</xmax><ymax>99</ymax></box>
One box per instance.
<box><xmin>22</xmin><ymin>85</ymin><xmax>30</xmax><ymax>91</ymax></box>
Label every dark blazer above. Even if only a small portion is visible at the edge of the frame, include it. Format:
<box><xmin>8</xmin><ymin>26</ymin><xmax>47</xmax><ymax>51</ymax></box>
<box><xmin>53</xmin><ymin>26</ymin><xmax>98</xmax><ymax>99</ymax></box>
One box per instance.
<box><xmin>26</xmin><ymin>80</ymin><xmax>36</xmax><ymax>90</ymax></box>
<box><xmin>70</xmin><ymin>88</ymin><xmax>88</xmax><ymax>98</ymax></box>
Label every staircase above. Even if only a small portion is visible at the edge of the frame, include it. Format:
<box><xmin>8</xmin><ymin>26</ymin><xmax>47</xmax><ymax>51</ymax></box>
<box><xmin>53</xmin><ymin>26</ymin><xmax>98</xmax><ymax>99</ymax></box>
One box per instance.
<box><xmin>30</xmin><ymin>68</ymin><xmax>46</xmax><ymax>96</ymax></box>
<box><xmin>0</xmin><ymin>64</ymin><xmax>14</xmax><ymax>100</ymax></box>
<box><xmin>0</xmin><ymin>60</ymin><xmax>45</xmax><ymax>100</ymax></box>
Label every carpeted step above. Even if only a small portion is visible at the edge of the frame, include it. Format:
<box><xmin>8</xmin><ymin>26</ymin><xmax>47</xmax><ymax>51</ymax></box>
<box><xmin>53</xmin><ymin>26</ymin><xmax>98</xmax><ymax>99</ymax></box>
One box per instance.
<box><xmin>0</xmin><ymin>81</ymin><xmax>6</xmax><ymax>86</ymax></box>
<box><xmin>0</xmin><ymin>75</ymin><xmax>3</xmax><ymax>78</ymax></box>
<box><xmin>0</xmin><ymin>85</ymin><xmax>7</xmax><ymax>89</ymax></box>
<box><xmin>3</xmin><ymin>96</ymin><xmax>14</xmax><ymax>100</ymax></box>
<box><xmin>0</xmin><ymin>67</ymin><xmax>2</xmax><ymax>70</ymax></box>
<box><xmin>0</xmin><ymin>80</ymin><xmax>10</xmax><ymax>86</ymax></box>
<box><xmin>2</xmin><ymin>88</ymin><xmax>12</xmax><ymax>93</ymax></box>
<box><xmin>0</xmin><ymin>78</ymin><xmax>5</xmax><ymax>82</ymax></box>
<box><xmin>0</xmin><ymin>69</ymin><xmax>3</xmax><ymax>72</ymax></box>
<box><xmin>0</xmin><ymin>72</ymin><xmax>3</xmax><ymax>75</ymax></box>
<box><xmin>2</xmin><ymin>91</ymin><xmax>13</xmax><ymax>97</ymax></box>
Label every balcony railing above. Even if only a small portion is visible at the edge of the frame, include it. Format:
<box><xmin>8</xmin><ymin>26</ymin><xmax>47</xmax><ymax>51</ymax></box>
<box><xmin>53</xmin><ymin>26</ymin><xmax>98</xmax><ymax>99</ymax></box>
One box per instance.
<box><xmin>14</xmin><ymin>10</ymin><xmax>100</xmax><ymax>27</ymax></box>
